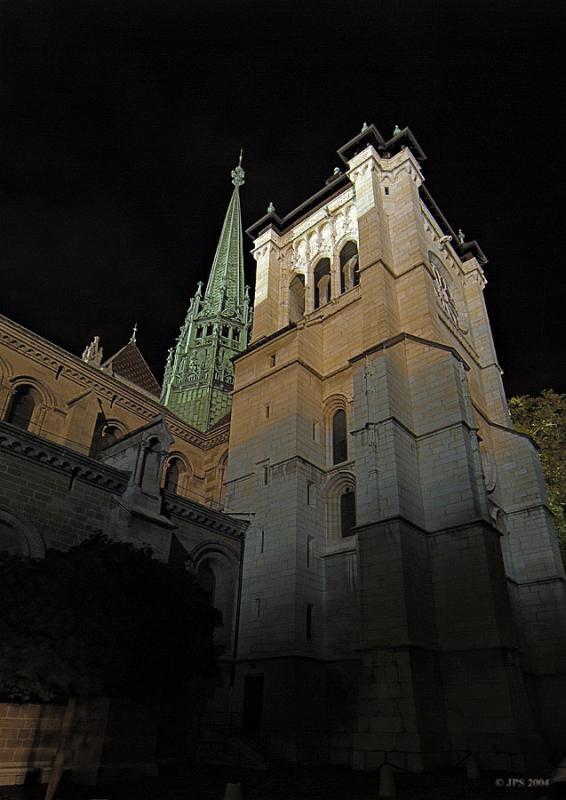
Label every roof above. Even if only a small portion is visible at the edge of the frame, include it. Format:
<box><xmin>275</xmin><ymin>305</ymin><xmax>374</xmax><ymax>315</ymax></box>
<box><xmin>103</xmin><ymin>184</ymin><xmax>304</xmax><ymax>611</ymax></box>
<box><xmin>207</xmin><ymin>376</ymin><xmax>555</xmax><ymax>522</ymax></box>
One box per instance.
<box><xmin>204</xmin><ymin>163</ymin><xmax>246</xmax><ymax>314</ymax></box>
<box><xmin>102</xmin><ymin>341</ymin><xmax>161</xmax><ymax>397</ymax></box>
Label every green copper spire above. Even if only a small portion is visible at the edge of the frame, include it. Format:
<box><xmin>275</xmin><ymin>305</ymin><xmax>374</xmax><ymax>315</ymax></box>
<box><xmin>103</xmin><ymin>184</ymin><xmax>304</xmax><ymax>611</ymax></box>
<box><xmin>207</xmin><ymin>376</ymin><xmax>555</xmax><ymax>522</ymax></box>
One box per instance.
<box><xmin>161</xmin><ymin>154</ymin><xmax>251</xmax><ymax>432</ymax></box>
<box><xmin>203</xmin><ymin>150</ymin><xmax>246</xmax><ymax>316</ymax></box>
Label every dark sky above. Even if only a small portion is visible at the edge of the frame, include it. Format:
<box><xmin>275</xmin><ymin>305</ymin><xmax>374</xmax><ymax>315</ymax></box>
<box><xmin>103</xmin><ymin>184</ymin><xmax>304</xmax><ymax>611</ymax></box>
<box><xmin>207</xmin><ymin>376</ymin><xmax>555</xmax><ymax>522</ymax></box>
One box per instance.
<box><xmin>1</xmin><ymin>0</ymin><xmax>564</xmax><ymax>397</ymax></box>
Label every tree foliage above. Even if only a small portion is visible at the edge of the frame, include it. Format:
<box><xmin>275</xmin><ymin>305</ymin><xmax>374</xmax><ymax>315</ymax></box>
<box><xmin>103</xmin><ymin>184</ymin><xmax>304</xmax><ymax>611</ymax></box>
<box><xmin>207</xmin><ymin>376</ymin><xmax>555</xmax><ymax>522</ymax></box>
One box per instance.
<box><xmin>509</xmin><ymin>389</ymin><xmax>566</xmax><ymax>560</ymax></box>
<box><xmin>0</xmin><ymin>534</ymin><xmax>221</xmax><ymax>703</ymax></box>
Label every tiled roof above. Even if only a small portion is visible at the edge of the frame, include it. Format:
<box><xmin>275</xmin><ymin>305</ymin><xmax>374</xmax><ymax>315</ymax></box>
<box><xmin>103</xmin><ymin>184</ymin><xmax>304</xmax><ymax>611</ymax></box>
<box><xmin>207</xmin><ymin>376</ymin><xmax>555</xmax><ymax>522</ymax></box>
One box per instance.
<box><xmin>103</xmin><ymin>342</ymin><xmax>161</xmax><ymax>397</ymax></box>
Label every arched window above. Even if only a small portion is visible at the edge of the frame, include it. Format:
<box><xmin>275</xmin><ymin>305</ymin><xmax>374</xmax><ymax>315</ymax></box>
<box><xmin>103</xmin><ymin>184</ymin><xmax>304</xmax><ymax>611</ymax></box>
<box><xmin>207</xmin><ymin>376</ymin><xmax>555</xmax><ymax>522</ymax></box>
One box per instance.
<box><xmin>340</xmin><ymin>488</ymin><xmax>356</xmax><ymax>537</ymax></box>
<box><xmin>332</xmin><ymin>409</ymin><xmax>348</xmax><ymax>464</ymax></box>
<box><xmin>90</xmin><ymin>414</ymin><xmax>125</xmax><ymax>458</ymax></box>
<box><xmin>0</xmin><ymin>519</ymin><xmax>25</xmax><ymax>555</ymax></box>
<box><xmin>164</xmin><ymin>458</ymin><xmax>183</xmax><ymax>494</ymax></box>
<box><xmin>314</xmin><ymin>258</ymin><xmax>331</xmax><ymax>309</ymax></box>
<box><xmin>197</xmin><ymin>561</ymin><xmax>216</xmax><ymax>606</ymax></box>
<box><xmin>289</xmin><ymin>274</ymin><xmax>305</xmax><ymax>323</ymax></box>
<box><xmin>6</xmin><ymin>385</ymin><xmax>39</xmax><ymax>431</ymax></box>
<box><xmin>339</xmin><ymin>242</ymin><xmax>359</xmax><ymax>293</ymax></box>
<box><xmin>101</xmin><ymin>425</ymin><xmax>121</xmax><ymax>449</ymax></box>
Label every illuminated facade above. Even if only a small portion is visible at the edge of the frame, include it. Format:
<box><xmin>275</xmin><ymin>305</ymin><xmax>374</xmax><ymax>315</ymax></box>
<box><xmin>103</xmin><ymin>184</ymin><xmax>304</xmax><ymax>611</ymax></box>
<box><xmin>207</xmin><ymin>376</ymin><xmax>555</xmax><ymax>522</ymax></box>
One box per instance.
<box><xmin>1</xmin><ymin>127</ymin><xmax>565</xmax><ymax>780</ymax></box>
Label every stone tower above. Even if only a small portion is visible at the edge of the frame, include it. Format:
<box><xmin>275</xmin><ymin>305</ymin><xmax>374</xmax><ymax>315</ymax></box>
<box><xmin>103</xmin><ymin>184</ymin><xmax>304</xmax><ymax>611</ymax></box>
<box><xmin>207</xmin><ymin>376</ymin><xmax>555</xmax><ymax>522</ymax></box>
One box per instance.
<box><xmin>224</xmin><ymin>125</ymin><xmax>566</xmax><ymax>771</ymax></box>
<box><xmin>161</xmin><ymin>155</ymin><xmax>251</xmax><ymax>431</ymax></box>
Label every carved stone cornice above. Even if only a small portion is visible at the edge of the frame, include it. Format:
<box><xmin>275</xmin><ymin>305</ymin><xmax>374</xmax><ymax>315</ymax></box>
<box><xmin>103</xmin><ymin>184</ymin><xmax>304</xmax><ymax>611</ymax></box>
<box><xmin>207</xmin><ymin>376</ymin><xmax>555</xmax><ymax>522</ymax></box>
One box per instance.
<box><xmin>0</xmin><ymin>419</ymin><xmax>128</xmax><ymax>493</ymax></box>
<box><xmin>162</xmin><ymin>490</ymin><xmax>247</xmax><ymax>538</ymax></box>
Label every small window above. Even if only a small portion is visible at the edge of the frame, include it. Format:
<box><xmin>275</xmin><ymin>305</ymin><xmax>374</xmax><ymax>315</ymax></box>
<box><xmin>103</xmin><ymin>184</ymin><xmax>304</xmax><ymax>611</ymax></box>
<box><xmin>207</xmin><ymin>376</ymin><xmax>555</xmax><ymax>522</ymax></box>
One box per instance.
<box><xmin>260</xmin><ymin>529</ymin><xmax>265</xmax><ymax>553</ymax></box>
<box><xmin>196</xmin><ymin>326</ymin><xmax>203</xmax><ymax>338</ymax></box>
<box><xmin>263</xmin><ymin>465</ymin><xmax>269</xmax><ymax>486</ymax></box>
<box><xmin>222</xmin><ymin>325</ymin><xmax>230</xmax><ymax>338</ymax></box>
<box><xmin>233</xmin><ymin>329</ymin><xmax>240</xmax><ymax>342</ymax></box>
<box><xmin>206</xmin><ymin>324</ymin><xmax>214</xmax><ymax>336</ymax></box>
<box><xmin>164</xmin><ymin>458</ymin><xmax>184</xmax><ymax>494</ymax></box>
<box><xmin>384</xmin><ymin>186</ymin><xmax>390</xmax><ymax>196</ymax></box>
<box><xmin>6</xmin><ymin>385</ymin><xmax>39</xmax><ymax>431</ymax></box>
<box><xmin>306</xmin><ymin>604</ymin><xmax>313</xmax><ymax>640</ymax></box>
<box><xmin>265</xmin><ymin>405</ymin><xmax>270</xmax><ymax>419</ymax></box>
<box><xmin>332</xmin><ymin>409</ymin><xmax>348</xmax><ymax>464</ymax></box>
<box><xmin>340</xmin><ymin>488</ymin><xmax>356</xmax><ymax>537</ymax></box>
<box><xmin>270</xmin><ymin>354</ymin><xmax>276</xmax><ymax>367</ymax></box>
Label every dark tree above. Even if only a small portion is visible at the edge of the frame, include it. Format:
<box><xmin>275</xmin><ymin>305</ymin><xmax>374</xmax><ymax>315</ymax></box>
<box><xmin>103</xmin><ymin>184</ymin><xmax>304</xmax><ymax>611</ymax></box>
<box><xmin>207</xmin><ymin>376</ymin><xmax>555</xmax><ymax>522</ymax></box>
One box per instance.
<box><xmin>509</xmin><ymin>390</ymin><xmax>566</xmax><ymax>562</ymax></box>
<box><xmin>0</xmin><ymin>534</ymin><xmax>221</xmax><ymax>795</ymax></box>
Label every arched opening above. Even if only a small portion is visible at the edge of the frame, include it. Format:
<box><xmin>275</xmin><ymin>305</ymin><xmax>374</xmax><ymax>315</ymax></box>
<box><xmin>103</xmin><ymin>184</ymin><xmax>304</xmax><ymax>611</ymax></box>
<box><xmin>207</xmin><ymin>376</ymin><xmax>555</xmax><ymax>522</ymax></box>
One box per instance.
<box><xmin>141</xmin><ymin>438</ymin><xmax>162</xmax><ymax>494</ymax></box>
<box><xmin>102</xmin><ymin>425</ymin><xmax>121</xmax><ymax>448</ymax></box>
<box><xmin>164</xmin><ymin>457</ymin><xmax>184</xmax><ymax>494</ymax></box>
<box><xmin>313</xmin><ymin>258</ymin><xmax>331</xmax><ymax>309</ymax></box>
<box><xmin>332</xmin><ymin>409</ymin><xmax>348</xmax><ymax>464</ymax></box>
<box><xmin>339</xmin><ymin>242</ymin><xmax>359</xmax><ymax>293</ymax></box>
<box><xmin>192</xmin><ymin>547</ymin><xmax>238</xmax><ymax>648</ymax></box>
<box><xmin>289</xmin><ymin>274</ymin><xmax>305</xmax><ymax>323</ymax></box>
<box><xmin>90</xmin><ymin>414</ymin><xmax>126</xmax><ymax>457</ymax></box>
<box><xmin>0</xmin><ymin>518</ymin><xmax>25</xmax><ymax>555</ymax></box>
<box><xmin>340</xmin><ymin>488</ymin><xmax>356</xmax><ymax>537</ymax></box>
<box><xmin>6</xmin><ymin>385</ymin><xmax>40</xmax><ymax>431</ymax></box>
<box><xmin>197</xmin><ymin>561</ymin><xmax>216</xmax><ymax>606</ymax></box>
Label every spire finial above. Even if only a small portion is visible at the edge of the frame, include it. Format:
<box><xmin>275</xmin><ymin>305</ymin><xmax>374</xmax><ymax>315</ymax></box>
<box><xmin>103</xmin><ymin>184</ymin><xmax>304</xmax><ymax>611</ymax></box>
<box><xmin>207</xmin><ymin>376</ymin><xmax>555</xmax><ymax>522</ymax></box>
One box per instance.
<box><xmin>130</xmin><ymin>322</ymin><xmax>138</xmax><ymax>344</ymax></box>
<box><xmin>232</xmin><ymin>150</ymin><xmax>245</xmax><ymax>187</ymax></box>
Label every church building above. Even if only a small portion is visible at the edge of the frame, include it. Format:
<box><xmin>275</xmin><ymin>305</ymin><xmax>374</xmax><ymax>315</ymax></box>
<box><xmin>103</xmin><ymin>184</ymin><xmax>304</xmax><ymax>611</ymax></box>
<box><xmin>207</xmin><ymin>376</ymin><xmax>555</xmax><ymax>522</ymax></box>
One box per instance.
<box><xmin>0</xmin><ymin>122</ymin><xmax>564</xmax><ymax>782</ymax></box>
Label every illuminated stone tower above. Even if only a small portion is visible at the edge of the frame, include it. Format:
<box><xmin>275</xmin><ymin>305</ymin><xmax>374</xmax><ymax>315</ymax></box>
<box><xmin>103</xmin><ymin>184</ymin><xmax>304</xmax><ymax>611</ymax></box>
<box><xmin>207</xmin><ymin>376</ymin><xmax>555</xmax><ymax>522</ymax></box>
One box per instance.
<box><xmin>161</xmin><ymin>155</ymin><xmax>251</xmax><ymax>431</ymax></box>
<box><xmin>225</xmin><ymin>125</ymin><xmax>566</xmax><ymax>770</ymax></box>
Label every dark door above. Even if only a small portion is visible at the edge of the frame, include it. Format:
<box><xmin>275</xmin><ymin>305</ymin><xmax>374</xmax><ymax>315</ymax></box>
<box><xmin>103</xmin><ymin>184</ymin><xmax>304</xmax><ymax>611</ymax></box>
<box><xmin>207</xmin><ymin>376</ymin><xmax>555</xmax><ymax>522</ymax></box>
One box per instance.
<box><xmin>243</xmin><ymin>675</ymin><xmax>264</xmax><ymax>733</ymax></box>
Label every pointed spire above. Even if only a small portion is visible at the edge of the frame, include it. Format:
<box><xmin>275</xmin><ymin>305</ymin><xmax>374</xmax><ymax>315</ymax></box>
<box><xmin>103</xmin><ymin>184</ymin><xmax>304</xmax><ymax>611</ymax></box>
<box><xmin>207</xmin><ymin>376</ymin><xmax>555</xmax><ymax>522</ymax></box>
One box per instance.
<box><xmin>160</xmin><ymin>155</ymin><xmax>251</xmax><ymax>432</ymax></box>
<box><xmin>130</xmin><ymin>322</ymin><xmax>138</xmax><ymax>344</ymax></box>
<box><xmin>204</xmin><ymin>154</ymin><xmax>246</xmax><ymax>314</ymax></box>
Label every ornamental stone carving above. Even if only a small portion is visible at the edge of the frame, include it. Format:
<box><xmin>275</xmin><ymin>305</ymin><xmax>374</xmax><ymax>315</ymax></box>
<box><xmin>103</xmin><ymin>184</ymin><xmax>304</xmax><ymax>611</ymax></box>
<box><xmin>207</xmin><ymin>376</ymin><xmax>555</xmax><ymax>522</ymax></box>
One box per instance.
<box><xmin>321</xmin><ymin>222</ymin><xmax>333</xmax><ymax>250</ymax></box>
<box><xmin>429</xmin><ymin>252</ymin><xmax>459</xmax><ymax>328</ymax></box>
<box><xmin>335</xmin><ymin>214</ymin><xmax>346</xmax><ymax>240</ymax></box>
<box><xmin>347</xmin><ymin>206</ymin><xmax>357</xmax><ymax>234</ymax></box>
<box><xmin>309</xmin><ymin>232</ymin><xmax>320</xmax><ymax>258</ymax></box>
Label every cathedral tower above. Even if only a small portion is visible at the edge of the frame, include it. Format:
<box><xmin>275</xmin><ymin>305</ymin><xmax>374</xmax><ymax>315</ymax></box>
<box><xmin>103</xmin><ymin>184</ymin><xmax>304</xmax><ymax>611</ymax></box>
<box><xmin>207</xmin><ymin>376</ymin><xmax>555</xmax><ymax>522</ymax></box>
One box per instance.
<box><xmin>161</xmin><ymin>155</ymin><xmax>251</xmax><ymax>431</ymax></box>
<box><xmin>224</xmin><ymin>125</ymin><xmax>566</xmax><ymax>771</ymax></box>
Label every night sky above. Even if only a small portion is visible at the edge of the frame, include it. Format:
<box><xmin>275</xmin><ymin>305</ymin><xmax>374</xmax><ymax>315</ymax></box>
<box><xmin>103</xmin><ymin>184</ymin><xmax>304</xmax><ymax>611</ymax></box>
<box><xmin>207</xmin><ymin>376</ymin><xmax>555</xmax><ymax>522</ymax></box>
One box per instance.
<box><xmin>1</xmin><ymin>0</ymin><xmax>564</xmax><ymax>398</ymax></box>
